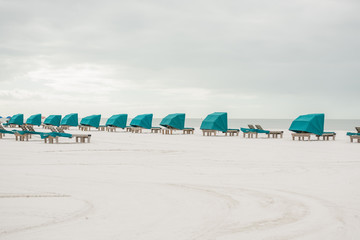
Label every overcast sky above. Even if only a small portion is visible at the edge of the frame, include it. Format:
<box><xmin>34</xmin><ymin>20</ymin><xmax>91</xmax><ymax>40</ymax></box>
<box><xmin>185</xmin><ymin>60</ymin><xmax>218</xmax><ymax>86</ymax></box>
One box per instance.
<box><xmin>0</xmin><ymin>0</ymin><xmax>359</xmax><ymax>119</ymax></box>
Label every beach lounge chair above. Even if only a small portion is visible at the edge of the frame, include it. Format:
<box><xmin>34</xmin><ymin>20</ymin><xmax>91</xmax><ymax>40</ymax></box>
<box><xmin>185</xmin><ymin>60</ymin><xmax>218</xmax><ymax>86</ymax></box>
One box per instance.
<box><xmin>0</xmin><ymin>125</ymin><xmax>15</xmax><ymax>139</ymax></box>
<box><xmin>8</xmin><ymin>114</ymin><xmax>24</xmax><ymax>127</ymax></box>
<box><xmin>289</xmin><ymin>113</ymin><xmax>335</xmax><ymax>141</ymax></box>
<box><xmin>79</xmin><ymin>115</ymin><xmax>101</xmax><ymax>131</ymax></box>
<box><xmin>60</xmin><ymin>113</ymin><xmax>79</xmax><ymax>129</ymax></box>
<box><xmin>105</xmin><ymin>114</ymin><xmax>128</xmax><ymax>132</ymax></box>
<box><xmin>200</xmin><ymin>112</ymin><xmax>239</xmax><ymax>136</ymax></box>
<box><xmin>240</xmin><ymin>124</ymin><xmax>267</xmax><ymax>138</ymax></box>
<box><xmin>45</xmin><ymin>126</ymin><xmax>91</xmax><ymax>143</ymax></box>
<box><xmin>255</xmin><ymin>125</ymin><xmax>284</xmax><ymax>138</ymax></box>
<box><xmin>129</xmin><ymin>114</ymin><xmax>156</xmax><ymax>133</ymax></box>
<box><xmin>347</xmin><ymin>127</ymin><xmax>360</xmax><ymax>143</ymax></box>
<box><xmin>43</xmin><ymin>115</ymin><xmax>62</xmax><ymax>129</ymax></box>
<box><xmin>160</xmin><ymin>113</ymin><xmax>194</xmax><ymax>135</ymax></box>
<box><xmin>26</xmin><ymin>114</ymin><xmax>42</xmax><ymax>126</ymax></box>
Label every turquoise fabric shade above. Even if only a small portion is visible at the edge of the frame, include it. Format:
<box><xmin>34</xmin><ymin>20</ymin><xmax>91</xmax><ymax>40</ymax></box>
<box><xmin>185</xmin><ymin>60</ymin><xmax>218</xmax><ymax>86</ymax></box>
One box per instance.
<box><xmin>9</xmin><ymin>114</ymin><xmax>24</xmax><ymax>125</ymax></box>
<box><xmin>289</xmin><ymin>113</ymin><xmax>325</xmax><ymax>135</ymax></box>
<box><xmin>80</xmin><ymin>115</ymin><xmax>101</xmax><ymax>128</ymax></box>
<box><xmin>44</xmin><ymin>115</ymin><xmax>62</xmax><ymax>127</ymax></box>
<box><xmin>130</xmin><ymin>114</ymin><xmax>153</xmax><ymax>129</ymax></box>
<box><xmin>200</xmin><ymin>112</ymin><xmax>228</xmax><ymax>132</ymax></box>
<box><xmin>61</xmin><ymin>113</ymin><xmax>79</xmax><ymax>126</ymax></box>
<box><xmin>26</xmin><ymin>114</ymin><xmax>42</xmax><ymax>126</ymax></box>
<box><xmin>106</xmin><ymin>114</ymin><xmax>128</xmax><ymax>128</ymax></box>
<box><xmin>160</xmin><ymin>113</ymin><xmax>185</xmax><ymax>130</ymax></box>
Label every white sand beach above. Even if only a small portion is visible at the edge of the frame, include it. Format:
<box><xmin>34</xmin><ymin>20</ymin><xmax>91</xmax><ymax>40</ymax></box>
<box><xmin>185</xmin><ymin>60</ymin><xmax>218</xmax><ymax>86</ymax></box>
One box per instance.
<box><xmin>0</xmin><ymin>129</ymin><xmax>359</xmax><ymax>240</ymax></box>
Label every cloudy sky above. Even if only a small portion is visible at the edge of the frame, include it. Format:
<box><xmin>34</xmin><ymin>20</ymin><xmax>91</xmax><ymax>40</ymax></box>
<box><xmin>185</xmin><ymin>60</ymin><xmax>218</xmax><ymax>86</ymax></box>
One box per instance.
<box><xmin>1</xmin><ymin>0</ymin><xmax>359</xmax><ymax>119</ymax></box>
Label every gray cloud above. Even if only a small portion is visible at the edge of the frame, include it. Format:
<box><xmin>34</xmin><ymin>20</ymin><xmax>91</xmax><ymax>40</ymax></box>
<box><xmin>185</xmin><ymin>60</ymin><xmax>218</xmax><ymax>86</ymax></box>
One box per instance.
<box><xmin>0</xmin><ymin>0</ymin><xmax>359</xmax><ymax>118</ymax></box>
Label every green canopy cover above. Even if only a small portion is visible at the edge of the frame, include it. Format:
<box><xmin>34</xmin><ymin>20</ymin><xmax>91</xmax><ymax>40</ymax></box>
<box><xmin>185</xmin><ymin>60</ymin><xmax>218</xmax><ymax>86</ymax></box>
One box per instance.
<box><xmin>130</xmin><ymin>114</ymin><xmax>153</xmax><ymax>129</ymax></box>
<box><xmin>160</xmin><ymin>113</ymin><xmax>185</xmax><ymax>130</ymax></box>
<box><xmin>61</xmin><ymin>113</ymin><xmax>79</xmax><ymax>127</ymax></box>
<box><xmin>44</xmin><ymin>115</ymin><xmax>62</xmax><ymax>127</ymax></box>
<box><xmin>9</xmin><ymin>114</ymin><xmax>24</xmax><ymax>125</ymax></box>
<box><xmin>26</xmin><ymin>114</ymin><xmax>42</xmax><ymax>126</ymax></box>
<box><xmin>289</xmin><ymin>113</ymin><xmax>325</xmax><ymax>136</ymax></box>
<box><xmin>200</xmin><ymin>112</ymin><xmax>228</xmax><ymax>133</ymax></box>
<box><xmin>106</xmin><ymin>114</ymin><xmax>128</xmax><ymax>128</ymax></box>
<box><xmin>80</xmin><ymin>115</ymin><xmax>101</xmax><ymax>128</ymax></box>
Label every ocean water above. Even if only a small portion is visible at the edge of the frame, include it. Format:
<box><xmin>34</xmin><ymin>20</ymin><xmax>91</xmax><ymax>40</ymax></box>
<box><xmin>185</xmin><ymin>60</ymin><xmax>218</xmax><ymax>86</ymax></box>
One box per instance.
<box><xmin>100</xmin><ymin>118</ymin><xmax>360</xmax><ymax>131</ymax></box>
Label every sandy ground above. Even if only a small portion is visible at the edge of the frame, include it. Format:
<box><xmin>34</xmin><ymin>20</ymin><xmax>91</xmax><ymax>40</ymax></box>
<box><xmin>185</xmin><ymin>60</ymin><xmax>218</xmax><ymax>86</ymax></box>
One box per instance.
<box><xmin>0</xmin><ymin>128</ymin><xmax>359</xmax><ymax>240</ymax></box>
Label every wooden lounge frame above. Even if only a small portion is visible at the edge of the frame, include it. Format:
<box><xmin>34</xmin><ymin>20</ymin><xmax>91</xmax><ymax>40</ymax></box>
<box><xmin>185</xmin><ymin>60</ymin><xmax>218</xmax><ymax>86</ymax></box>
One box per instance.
<box><xmin>350</xmin><ymin>135</ymin><xmax>360</xmax><ymax>143</ymax></box>
<box><xmin>291</xmin><ymin>133</ymin><xmax>312</xmax><ymax>141</ymax></box>
<box><xmin>225</xmin><ymin>129</ymin><xmax>239</xmax><ymax>136</ymax></box>
<box><xmin>79</xmin><ymin>125</ymin><xmax>91</xmax><ymax>131</ymax></box>
<box><xmin>202</xmin><ymin>129</ymin><xmax>217</xmax><ymax>136</ymax></box>
<box><xmin>316</xmin><ymin>133</ymin><xmax>336</xmax><ymax>140</ymax></box>
<box><xmin>183</xmin><ymin>128</ymin><xmax>194</xmax><ymax>134</ymax></box>
<box><xmin>243</xmin><ymin>131</ymin><xmax>258</xmax><ymax>138</ymax></box>
<box><xmin>255</xmin><ymin>125</ymin><xmax>283</xmax><ymax>138</ymax></box>
<box><xmin>151</xmin><ymin>127</ymin><xmax>162</xmax><ymax>133</ymax></box>
<box><xmin>97</xmin><ymin>126</ymin><xmax>106</xmax><ymax>131</ymax></box>
<box><xmin>161</xmin><ymin>127</ymin><xmax>195</xmax><ymax>135</ymax></box>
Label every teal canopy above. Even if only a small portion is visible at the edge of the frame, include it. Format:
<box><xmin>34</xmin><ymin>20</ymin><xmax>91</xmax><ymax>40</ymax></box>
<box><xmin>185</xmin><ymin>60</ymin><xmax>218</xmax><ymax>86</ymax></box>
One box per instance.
<box><xmin>130</xmin><ymin>114</ymin><xmax>153</xmax><ymax>129</ymax></box>
<box><xmin>80</xmin><ymin>115</ymin><xmax>101</xmax><ymax>128</ymax></box>
<box><xmin>40</xmin><ymin>132</ymin><xmax>72</xmax><ymax>139</ymax></box>
<box><xmin>347</xmin><ymin>132</ymin><xmax>360</xmax><ymax>136</ymax></box>
<box><xmin>26</xmin><ymin>114</ymin><xmax>42</xmax><ymax>126</ymax></box>
<box><xmin>160</xmin><ymin>113</ymin><xmax>185</xmax><ymax>130</ymax></box>
<box><xmin>61</xmin><ymin>113</ymin><xmax>79</xmax><ymax>127</ymax></box>
<box><xmin>106</xmin><ymin>114</ymin><xmax>128</xmax><ymax>128</ymax></box>
<box><xmin>200</xmin><ymin>112</ymin><xmax>228</xmax><ymax>132</ymax></box>
<box><xmin>9</xmin><ymin>114</ymin><xmax>24</xmax><ymax>125</ymax></box>
<box><xmin>289</xmin><ymin>113</ymin><xmax>325</xmax><ymax>136</ymax></box>
<box><xmin>44</xmin><ymin>115</ymin><xmax>62</xmax><ymax>127</ymax></box>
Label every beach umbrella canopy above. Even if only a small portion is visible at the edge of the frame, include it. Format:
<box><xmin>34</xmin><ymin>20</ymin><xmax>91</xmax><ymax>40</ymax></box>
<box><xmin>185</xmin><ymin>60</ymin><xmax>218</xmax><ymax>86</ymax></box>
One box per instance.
<box><xmin>61</xmin><ymin>113</ymin><xmax>79</xmax><ymax>127</ymax></box>
<box><xmin>26</xmin><ymin>114</ymin><xmax>42</xmax><ymax>126</ymax></box>
<box><xmin>106</xmin><ymin>114</ymin><xmax>128</xmax><ymax>128</ymax></box>
<box><xmin>44</xmin><ymin>115</ymin><xmax>62</xmax><ymax>127</ymax></box>
<box><xmin>289</xmin><ymin>113</ymin><xmax>325</xmax><ymax>136</ymax></box>
<box><xmin>160</xmin><ymin>113</ymin><xmax>185</xmax><ymax>130</ymax></box>
<box><xmin>130</xmin><ymin>114</ymin><xmax>153</xmax><ymax>129</ymax></box>
<box><xmin>9</xmin><ymin>114</ymin><xmax>24</xmax><ymax>125</ymax></box>
<box><xmin>80</xmin><ymin>114</ymin><xmax>101</xmax><ymax>128</ymax></box>
<box><xmin>6</xmin><ymin>116</ymin><xmax>11</xmax><ymax>119</ymax></box>
<box><xmin>200</xmin><ymin>112</ymin><xmax>228</xmax><ymax>132</ymax></box>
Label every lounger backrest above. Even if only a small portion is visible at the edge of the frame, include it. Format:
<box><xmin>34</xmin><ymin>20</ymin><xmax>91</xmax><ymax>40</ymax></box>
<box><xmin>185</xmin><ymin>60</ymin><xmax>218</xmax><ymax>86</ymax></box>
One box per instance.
<box><xmin>248</xmin><ymin>124</ymin><xmax>255</xmax><ymax>129</ymax></box>
<box><xmin>0</xmin><ymin>125</ymin><xmax>5</xmax><ymax>130</ymax></box>
<box><xmin>255</xmin><ymin>125</ymin><xmax>264</xmax><ymax>130</ymax></box>
<box><xmin>356</xmin><ymin>127</ymin><xmax>360</xmax><ymax>133</ymax></box>
<box><xmin>26</xmin><ymin>125</ymin><xmax>35</xmax><ymax>132</ymax></box>
<box><xmin>20</xmin><ymin>125</ymin><xmax>27</xmax><ymax>131</ymax></box>
<box><xmin>57</xmin><ymin>127</ymin><xmax>65</xmax><ymax>133</ymax></box>
<box><xmin>49</xmin><ymin>126</ymin><xmax>57</xmax><ymax>132</ymax></box>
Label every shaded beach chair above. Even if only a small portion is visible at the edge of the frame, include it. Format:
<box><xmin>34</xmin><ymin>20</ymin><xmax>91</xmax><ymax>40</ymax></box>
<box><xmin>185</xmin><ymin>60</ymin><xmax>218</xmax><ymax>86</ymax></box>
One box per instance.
<box><xmin>26</xmin><ymin>114</ymin><xmax>42</xmax><ymax>126</ymax></box>
<box><xmin>160</xmin><ymin>113</ymin><xmax>194</xmax><ymax>135</ymax></box>
<box><xmin>61</xmin><ymin>113</ymin><xmax>79</xmax><ymax>130</ymax></box>
<box><xmin>105</xmin><ymin>114</ymin><xmax>128</xmax><ymax>132</ymax></box>
<box><xmin>43</xmin><ymin>115</ymin><xmax>62</xmax><ymax>129</ymax></box>
<box><xmin>129</xmin><ymin>114</ymin><xmax>157</xmax><ymax>133</ymax></box>
<box><xmin>289</xmin><ymin>113</ymin><xmax>336</xmax><ymax>141</ymax></box>
<box><xmin>255</xmin><ymin>125</ymin><xmax>284</xmax><ymax>138</ymax></box>
<box><xmin>200</xmin><ymin>112</ymin><xmax>239</xmax><ymax>136</ymax></box>
<box><xmin>79</xmin><ymin>115</ymin><xmax>101</xmax><ymax>131</ymax></box>
<box><xmin>8</xmin><ymin>114</ymin><xmax>24</xmax><ymax>128</ymax></box>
